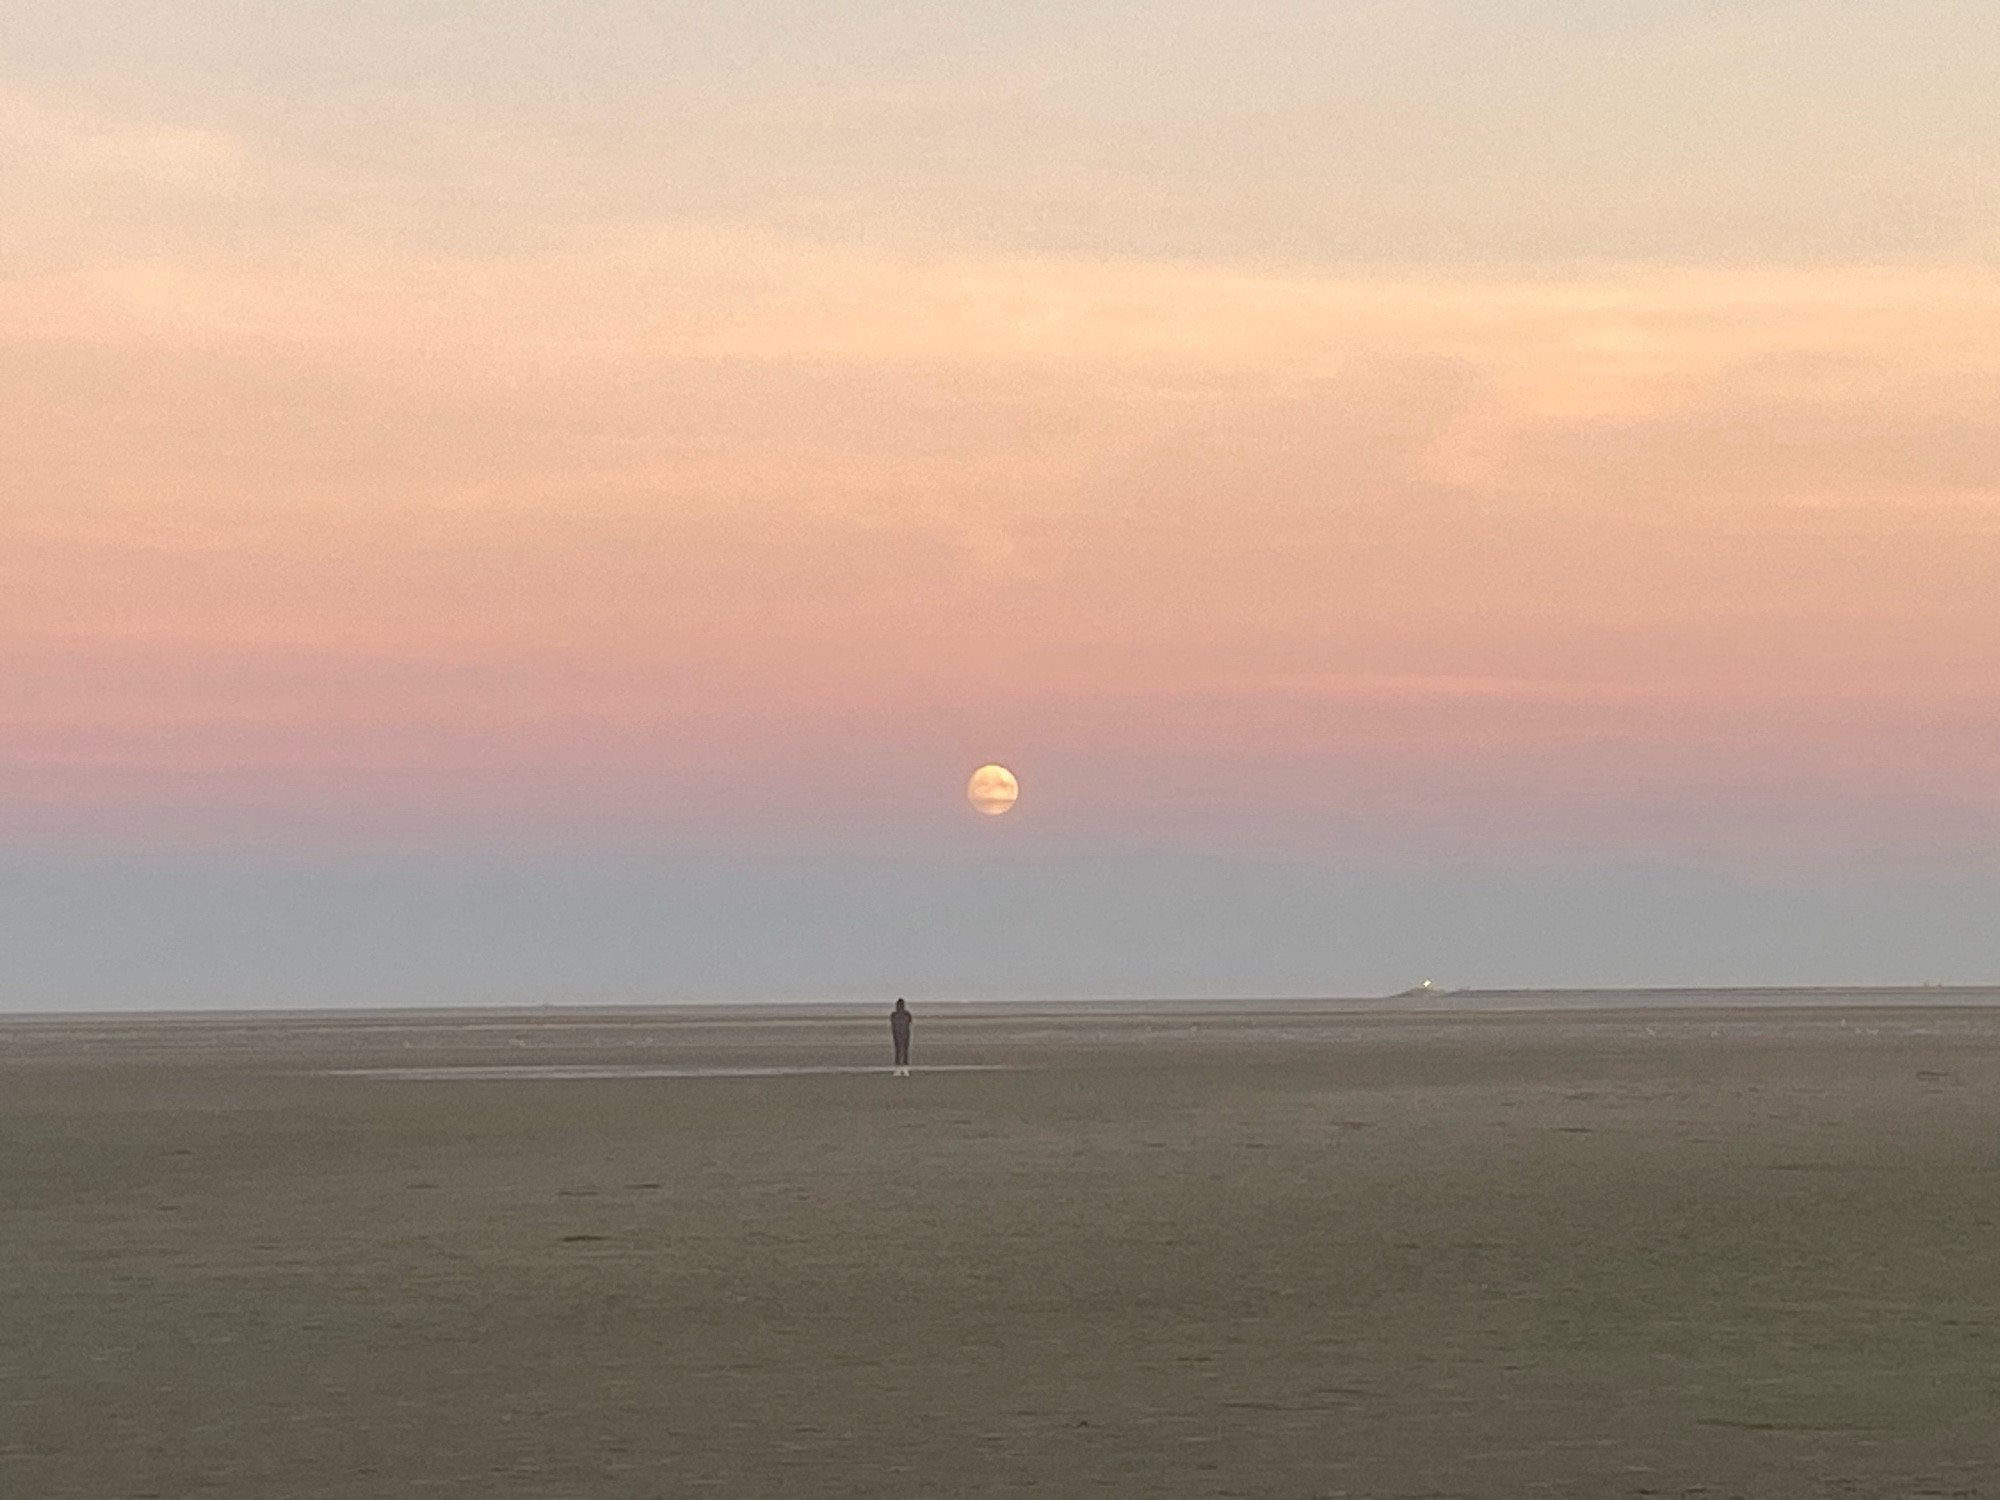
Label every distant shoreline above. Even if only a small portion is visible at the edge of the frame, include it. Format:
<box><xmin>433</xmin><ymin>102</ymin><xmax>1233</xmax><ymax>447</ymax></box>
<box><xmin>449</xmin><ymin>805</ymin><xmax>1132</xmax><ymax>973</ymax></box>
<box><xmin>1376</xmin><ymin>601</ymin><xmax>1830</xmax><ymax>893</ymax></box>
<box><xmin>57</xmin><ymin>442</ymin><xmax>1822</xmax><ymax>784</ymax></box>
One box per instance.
<box><xmin>4</xmin><ymin>985</ymin><xmax>2000</xmax><ymax>1023</ymax></box>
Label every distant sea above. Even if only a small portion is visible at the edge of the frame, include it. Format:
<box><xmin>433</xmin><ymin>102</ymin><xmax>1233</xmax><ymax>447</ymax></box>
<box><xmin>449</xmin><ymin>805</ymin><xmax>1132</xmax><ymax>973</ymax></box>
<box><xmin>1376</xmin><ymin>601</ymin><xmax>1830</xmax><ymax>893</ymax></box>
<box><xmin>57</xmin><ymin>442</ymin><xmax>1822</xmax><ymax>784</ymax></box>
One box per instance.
<box><xmin>4</xmin><ymin>986</ymin><xmax>1999</xmax><ymax>1020</ymax></box>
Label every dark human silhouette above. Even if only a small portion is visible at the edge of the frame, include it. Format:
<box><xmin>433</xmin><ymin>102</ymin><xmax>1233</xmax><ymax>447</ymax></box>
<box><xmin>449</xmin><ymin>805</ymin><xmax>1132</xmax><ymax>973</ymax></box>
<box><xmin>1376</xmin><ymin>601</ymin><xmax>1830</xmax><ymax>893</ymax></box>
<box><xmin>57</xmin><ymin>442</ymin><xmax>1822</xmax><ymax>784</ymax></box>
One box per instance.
<box><xmin>890</xmin><ymin>998</ymin><xmax>912</xmax><ymax>1077</ymax></box>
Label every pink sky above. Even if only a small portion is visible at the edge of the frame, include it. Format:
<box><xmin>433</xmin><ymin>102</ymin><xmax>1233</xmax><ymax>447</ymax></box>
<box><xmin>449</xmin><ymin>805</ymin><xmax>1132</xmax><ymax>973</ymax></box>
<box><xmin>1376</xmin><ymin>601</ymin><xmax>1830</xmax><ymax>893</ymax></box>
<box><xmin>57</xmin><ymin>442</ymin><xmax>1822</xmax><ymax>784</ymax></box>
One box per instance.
<box><xmin>4</xmin><ymin>5</ymin><xmax>1998</xmax><ymax>864</ymax></box>
<box><xmin>8</xmin><ymin>247</ymin><xmax>1996</xmax><ymax>855</ymax></box>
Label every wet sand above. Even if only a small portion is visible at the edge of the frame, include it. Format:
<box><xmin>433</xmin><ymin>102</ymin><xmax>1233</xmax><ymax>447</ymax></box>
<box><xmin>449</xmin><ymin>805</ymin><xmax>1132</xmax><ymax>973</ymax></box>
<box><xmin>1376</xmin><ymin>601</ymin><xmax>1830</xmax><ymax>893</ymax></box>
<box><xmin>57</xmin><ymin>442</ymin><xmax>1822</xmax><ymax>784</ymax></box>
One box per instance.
<box><xmin>3</xmin><ymin>1002</ymin><xmax>1996</xmax><ymax>1498</ymax></box>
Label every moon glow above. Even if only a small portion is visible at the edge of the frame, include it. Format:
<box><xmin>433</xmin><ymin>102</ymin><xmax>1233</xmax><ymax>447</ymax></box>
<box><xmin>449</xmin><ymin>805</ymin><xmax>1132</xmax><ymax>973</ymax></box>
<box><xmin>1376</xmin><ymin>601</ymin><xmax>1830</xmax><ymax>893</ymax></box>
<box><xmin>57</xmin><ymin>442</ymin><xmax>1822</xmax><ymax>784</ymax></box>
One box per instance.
<box><xmin>966</xmin><ymin>764</ymin><xmax>1020</xmax><ymax>816</ymax></box>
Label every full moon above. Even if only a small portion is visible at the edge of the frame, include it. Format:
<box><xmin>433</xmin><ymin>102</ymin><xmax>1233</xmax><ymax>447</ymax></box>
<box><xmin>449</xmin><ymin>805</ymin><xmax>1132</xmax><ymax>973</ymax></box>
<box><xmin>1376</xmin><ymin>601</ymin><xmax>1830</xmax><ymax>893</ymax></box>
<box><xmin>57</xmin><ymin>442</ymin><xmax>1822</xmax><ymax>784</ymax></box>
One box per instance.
<box><xmin>966</xmin><ymin>764</ymin><xmax>1019</xmax><ymax>816</ymax></box>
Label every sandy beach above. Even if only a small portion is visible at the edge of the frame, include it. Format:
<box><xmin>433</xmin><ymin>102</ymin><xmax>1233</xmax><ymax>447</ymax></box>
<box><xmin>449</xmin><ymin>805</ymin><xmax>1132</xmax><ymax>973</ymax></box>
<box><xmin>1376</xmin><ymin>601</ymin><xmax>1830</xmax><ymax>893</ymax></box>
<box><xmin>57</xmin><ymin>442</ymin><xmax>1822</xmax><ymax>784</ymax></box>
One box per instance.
<box><xmin>3</xmin><ymin>1000</ymin><xmax>1996</xmax><ymax>1498</ymax></box>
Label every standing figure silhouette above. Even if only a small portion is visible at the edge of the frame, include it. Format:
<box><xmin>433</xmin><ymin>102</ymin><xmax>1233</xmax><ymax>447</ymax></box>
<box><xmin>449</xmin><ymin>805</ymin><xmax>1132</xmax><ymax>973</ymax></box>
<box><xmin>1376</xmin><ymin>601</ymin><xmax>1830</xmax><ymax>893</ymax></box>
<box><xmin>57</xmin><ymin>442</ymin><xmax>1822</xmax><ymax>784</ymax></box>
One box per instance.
<box><xmin>890</xmin><ymin>998</ymin><xmax>913</xmax><ymax>1077</ymax></box>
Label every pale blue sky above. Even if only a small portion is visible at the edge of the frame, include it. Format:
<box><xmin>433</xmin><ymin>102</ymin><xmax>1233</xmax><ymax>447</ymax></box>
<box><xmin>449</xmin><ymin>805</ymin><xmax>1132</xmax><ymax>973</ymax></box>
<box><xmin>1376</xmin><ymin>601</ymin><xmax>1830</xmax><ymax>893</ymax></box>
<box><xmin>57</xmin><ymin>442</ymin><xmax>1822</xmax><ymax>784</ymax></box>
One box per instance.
<box><xmin>7</xmin><ymin>850</ymin><xmax>1997</xmax><ymax>1009</ymax></box>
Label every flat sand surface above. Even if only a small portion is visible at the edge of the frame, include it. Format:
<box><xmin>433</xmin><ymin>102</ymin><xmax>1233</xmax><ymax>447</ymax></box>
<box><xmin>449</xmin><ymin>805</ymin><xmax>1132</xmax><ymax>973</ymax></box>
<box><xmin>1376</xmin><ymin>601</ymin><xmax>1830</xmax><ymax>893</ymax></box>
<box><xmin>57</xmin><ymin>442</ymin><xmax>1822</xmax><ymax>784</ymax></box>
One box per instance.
<box><xmin>3</xmin><ymin>1003</ymin><xmax>1996</xmax><ymax>1498</ymax></box>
